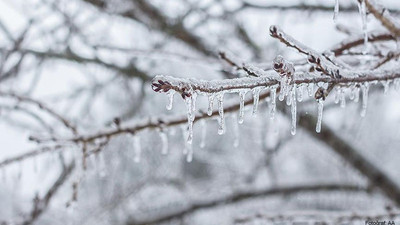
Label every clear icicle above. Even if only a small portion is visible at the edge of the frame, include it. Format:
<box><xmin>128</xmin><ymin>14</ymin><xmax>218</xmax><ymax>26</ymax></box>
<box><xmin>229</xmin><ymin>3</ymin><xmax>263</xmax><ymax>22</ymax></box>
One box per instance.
<box><xmin>361</xmin><ymin>83</ymin><xmax>370</xmax><ymax>117</ymax></box>
<box><xmin>394</xmin><ymin>79</ymin><xmax>400</xmax><ymax>91</ymax></box>
<box><xmin>185</xmin><ymin>93</ymin><xmax>196</xmax><ymax>145</ymax></box>
<box><xmin>160</xmin><ymin>131</ymin><xmax>168</xmax><ymax>155</ymax></box>
<box><xmin>316</xmin><ymin>100</ymin><xmax>325</xmax><ymax>133</ymax></box>
<box><xmin>252</xmin><ymin>88</ymin><xmax>261</xmax><ymax>115</ymax></box>
<box><xmin>207</xmin><ymin>94</ymin><xmax>214</xmax><ymax>116</ymax></box>
<box><xmin>238</xmin><ymin>90</ymin><xmax>247</xmax><ymax>124</ymax></box>
<box><xmin>350</xmin><ymin>85</ymin><xmax>356</xmax><ymax>100</ymax></box>
<box><xmin>382</xmin><ymin>80</ymin><xmax>391</xmax><ymax>95</ymax></box>
<box><xmin>286</xmin><ymin>90</ymin><xmax>292</xmax><ymax>106</ymax></box>
<box><xmin>333</xmin><ymin>0</ymin><xmax>340</xmax><ymax>23</ymax></box>
<box><xmin>297</xmin><ymin>85</ymin><xmax>303</xmax><ymax>102</ymax></box>
<box><xmin>334</xmin><ymin>87</ymin><xmax>340</xmax><ymax>104</ymax></box>
<box><xmin>181</xmin><ymin>125</ymin><xmax>188</xmax><ymax>155</ymax></box>
<box><xmin>290</xmin><ymin>85</ymin><xmax>297</xmax><ymax>135</ymax></box>
<box><xmin>186</xmin><ymin>143</ymin><xmax>193</xmax><ymax>162</ymax></box>
<box><xmin>308</xmin><ymin>83</ymin><xmax>314</xmax><ymax>97</ymax></box>
<box><xmin>200</xmin><ymin>119</ymin><xmax>207</xmax><ymax>148</ymax></box>
<box><xmin>233</xmin><ymin>115</ymin><xmax>240</xmax><ymax>148</ymax></box>
<box><xmin>166</xmin><ymin>90</ymin><xmax>175</xmax><ymax>110</ymax></box>
<box><xmin>279</xmin><ymin>76</ymin><xmax>289</xmax><ymax>101</ymax></box>
<box><xmin>133</xmin><ymin>135</ymin><xmax>141</xmax><ymax>163</ymax></box>
<box><xmin>340</xmin><ymin>89</ymin><xmax>346</xmax><ymax>108</ymax></box>
<box><xmin>217</xmin><ymin>93</ymin><xmax>225</xmax><ymax>135</ymax></box>
<box><xmin>270</xmin><ymin>86</ymin><xmax>277</xmax><ymax>120</ymax></box>
<box><xmin>354</xmin><ymin>86</ymin><xmax>360</xmax><ymax>102</ymax></box>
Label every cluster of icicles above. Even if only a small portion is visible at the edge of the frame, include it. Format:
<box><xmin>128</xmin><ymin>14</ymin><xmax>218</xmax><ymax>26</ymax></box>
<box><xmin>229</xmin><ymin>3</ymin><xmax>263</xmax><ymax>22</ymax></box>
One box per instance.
<box><xmin>135</xmin><ymin>79</ymin><xmax>399</xmax><ymax>163</ymax></box>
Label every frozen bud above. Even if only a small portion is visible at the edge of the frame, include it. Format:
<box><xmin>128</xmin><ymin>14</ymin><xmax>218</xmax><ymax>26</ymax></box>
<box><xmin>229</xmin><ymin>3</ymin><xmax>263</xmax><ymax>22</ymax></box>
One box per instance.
<box><xmin>269</xmin><ymin>25</ymin><xmax>278</xmax><ymax>37</ymax></box>
<box><xmin>315</xmin><ymin>87</ymin><xmax>327</xmax><ymax>100</ymax></box>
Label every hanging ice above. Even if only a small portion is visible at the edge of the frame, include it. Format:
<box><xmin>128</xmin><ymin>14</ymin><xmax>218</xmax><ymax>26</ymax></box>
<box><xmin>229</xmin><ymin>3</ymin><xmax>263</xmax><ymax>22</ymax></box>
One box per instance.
<box><xmin>238</xmin><ymin>90</ymin><xmax>247</xmax><ymax>124</ymax></box>
<box><xmin>207</xmin><ymin>94</ymin><xmax>215</xmax><ymax>116</ymax></box>
<box><xmin>334</xmin><ymin>87</ymin><xmax>340</xmax><ymax>104</ymax></box>
<box><xmin>133</xmin><ymin>135</ymin><xmax>141</xmax><ymax>163</ymax></box>
<box><xmin>360</xmin><ymin>83</ymin><xmax>370</xmax><ymax>117</ymax></box>
<box><xmin>233</xmin><ymin>115</ymin><xmax>240</xmax><ymax>147</ymax></box>
<box><xmin>252</xmin><ymin>88</ymin><xmax>261</xmax><ymax>115</ymax></box>
<box><xmin>160</xmin><ymin>131</ymin><xmax>168</xmax><ymax>155</ymax></box>
<box><xmin>316</xmin><ymin>100</ymin><xmax>325</xmax><ymax>133</ymax></box>
<box><xmin>308</xmin><ymin>83</ymin><xmax>314</xmax><ymax>97</ymax></box>
<box><xmin>186</xmin><ymin>143</ymin><xmax>193</xmax><ymax>162</ymax></box>
<box><xmin>333</xmin><ymin>0</ymin><xmax>340</xmax><ymax>23</ymax></box>
<box><xmin>354</xmin><ymin>86</ymin><xmax>360</xmax><ymax>102</ymax></box>
<box><xmin>297</xmin><ymin>85</ymin><xmax>303</xmax><ymax>102</ymax></box>
<box><xmin>279</xmin><ymin>76</ymin><xmax>290</xmax><ymax>101</ymax></box>
<box><xmin>166</xmin><ymin>90</ymin><xmax>175</xmax><ymax>110</ymax></box>
<box><xmin>286</xmin><ymin>89</ymin><xmax>292</xmax><ymax>106</ymax></box>
<box><xmin>340</xmin><ymin>89</ymin><xmax>346</xmax><ymax>108</ymax></box>
<box><xmin>382</xmin><ymin>80</ymin><xmax>391</xmax><ymax>95</ymax></box>
<box><xmin>270</xmin><ymin>86</ymin><xmax>277</xmax><ymax>120</ymax></box>
<box><xmin>290</xmin><ymin>85</ymin><xmax>297</xmax><ymax>135</ymax></box>
<box><xmin>217</xmin><ymin>93</ymin><xmax>225</xmax><ymax>135</ymax></box>
<box><xmin>181</xmin><ymin>125</ymin><xmax>188</xmax><ymax>155</ymax></box>
<box><xmin>200</xmin><ymin>119</ymin><xmax>207</xmax><ymax>148</ymax></box>
<box><xmin>185</xmin><ymin>96</ymin><xmax>194</xmax><ymax>144</ymax></box>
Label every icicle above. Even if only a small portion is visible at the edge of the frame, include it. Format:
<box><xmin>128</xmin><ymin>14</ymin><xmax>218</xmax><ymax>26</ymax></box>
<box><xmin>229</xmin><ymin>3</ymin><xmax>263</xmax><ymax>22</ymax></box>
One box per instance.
<box><xmin>358</xmin><ymin>0</ymin><xmax>368</xmax><ymax>50</ymax></box>
<box><xmin>394</xmin><ymin>79</ymin><xmax>400</xmax><ymax>91</ymax></box>
<box><xmin>233</xmin><ymin>115</ymin><xmax>240</xmax><ymax>147</ymax></box>
<box><xmin>252</xmin><ymin>88</ymin><xmax>261</xmax><ymax>115</ymax></box>
<box><xmin>217</xmin><ymin>93</ymin><xmax>225</xmax><ymax>135</ymax></box>
<box><xmin>290</xmin><ymin>85</ymin><xmax>297</xmax><ymax>135</ymax></box>
<box><xmin>133</xmin><ymin>135</ymin><xmax>141</xmax><ymax>163</ymax></box>
<box><xmin>307</xmin><ymin>83</ymin><xmax>314</xmax><ymax>97</ymax></box>
<box><xmin>200</xmin><ymin>120</ymin><xmax>207</xmax><ymax>148</ymax></box>
<box><xmin>334</xmin><ymin>87</ymin><xmax>340</xmax><ymax>104</ymax></box>
<box><xmin>186</xmin><ymin>143</ymin><xmax>193</xmax><ymax>162</ymax></box>
<box><xmin>238</xmin><ymin>90</ymin><xmax>247</xmax><ymax>124</ymax></box>
<box><xmin>316</xmin><ymin>100</ymin><xmax>325</xmax><ymax>133</ymax></box>
<box><xmin>166</xmin><ymin>90</ymin><xmax>175</xmax><ymax>110</ymax></box>
<box><xmin>350</xmin><ymin>85</ymin><xmax>355</xmax><ymax>100</ymax></box>
<box><xmin>354</xmin><ymin>86</ymin><xmax>360</xmax><ymax>102</ymax></box>
<box><xmin>297</xmin><ymin>85</ymin><xmax>303</xmax><ymax>102</ymax></box>
<box><xmin>279</xmin><ymin>76</ymin><xmax>289</xmax><ymax>101</ymax></box>
<box><xmin>185</xmin><ymin>93</ymin><xmax>196</xmax><ymax>145</ymax></box>
<box><xmin>333</xmin><ymin>0</ymin><xmax>340</xmax><ymax>23</ymax></box>
<box><xmin>181</xmin><ymin>126</ymin><xmax>188</xmax><ymax>155</ymax></box>
<box><xmin>382</xmin><ymin>80</ymin><xmax>391</xmax><ymax>95</ymax></box>
<box><xmin>160</xmin><ymin>131</ymin><xmax>168</xmax><ymax>155</ymax></box>
<box><xmin>270</xmin><ymin>86</ymin><xmax>277</xmax><ymax>120</ymax></box>
<box><xmin>286</xmin><ymin>89</ymin><xmax>292</xmax><ymax>106</ymax></box>
<box><xmin>340</xmin><ymin>89</ymin><xmax>346</xmax><ymax>108</ymax></box>
<box><xmin>360</xmin><ymin>83</ymin><xmax>370</xmax><ymax>117</ymax></box>
<box><xmin>207</xmin><ymin>94</ymin><xmax>214</xmax><ymax>116</ymax></box>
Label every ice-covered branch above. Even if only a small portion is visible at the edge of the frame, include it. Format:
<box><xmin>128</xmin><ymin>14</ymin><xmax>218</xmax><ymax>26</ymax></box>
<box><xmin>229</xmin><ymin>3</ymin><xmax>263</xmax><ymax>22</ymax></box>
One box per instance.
<box><xmin>126</xmin><ymin>183</ymin><xmax>367</xmax><ymax>225</ymax></box>
<box><xmin>361</xmin><ymin>0</ymin><xmax>400</xmax><ymax>37</ymax></box>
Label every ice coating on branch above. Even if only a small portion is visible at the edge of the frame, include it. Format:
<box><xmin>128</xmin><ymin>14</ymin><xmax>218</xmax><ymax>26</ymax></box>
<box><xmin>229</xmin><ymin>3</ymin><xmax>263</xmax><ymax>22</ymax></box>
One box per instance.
<box><xmin>361</xmin><ymin>83</ymin><xmax>370</xmax><ymax>117</ymax></box>
<box><xmin>133</xmin><ymin>135</ymin><xmax>141</xmax><ymax>163</ymax></box>
<box><xmin>217</xmin><ymin>92</ymin><xmax>225</xmax><ymax>135</ymax></box>
<box><xmin>270</xmin><ymin>86</ymin><xmax>277</xmax><ymax>120</ymax></box>
<box><xmin>358</xmin><ymin>0</ymin><xmax>368</xmax><ymax>49</ymax></box>
<box><xmin>252</xmin><ymin>87</ymin><xmax>261</xmax><ymax>115</ymax></box>
<box><xmin>273</xmin><ymin>55</ymin><xmax>294</xmax><ymax>102</ymax></box>
<box><xmin>290</xmin><ymin>85</ymin><xmax>297</xmax><ymax>135</ymax></box>
<box><xmin>160</xmin><ymin>131</ymin><xmax>168</xmax><ymax>155</ymax></box>
<box><xmin>316</xmin><ymin>100</ymin><xmax>324</xmax><ymax>133</ymax></box>
<box><xmin>200</xmin><ymin>119</ymin><xmax>206</xmax><ymax>148</ymax></box>
<box><xmin>207</xmin><ymin>94</ymin><xmax>215</xmax><ymax>116</ymax></box>
<box><xmin>166</xmin><ymin>90</ymin><xmax>175</xmax><ymax>110</ymax></box>
<box><xmin>334</xmin><ymin>0</ymin><xmax>340</xmax><ymax>23</ymax></box>
<box><xmin>238</xmin><ymin>90</ymin><xmax>247</xmax><ymax>124</ymax></box>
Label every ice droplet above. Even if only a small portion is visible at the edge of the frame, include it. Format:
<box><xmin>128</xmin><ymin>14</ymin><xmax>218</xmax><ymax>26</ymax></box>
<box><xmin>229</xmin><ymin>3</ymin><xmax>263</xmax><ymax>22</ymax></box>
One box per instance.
<box><xmin>252</xmin><ymin>87</ymin><xmax>261</xmax><ymax>115</ymax></box>
<box><xmin>166</xmin><ymin>90</ymin><xmax>175</xmax><ymax>110</ymax></box>
<box><xmin>217</xmin><ymin>93</ymin><xmax>225</xmax><ymax>135</ymax></box>
<box><xmin>290</xmin><ymin>85</ymin><xmax>297</xmax><ymax>135</ymax></box>
<box><xmin>316</xmin><ymin>99</ymin><xmax>325</xmax><ymax>133</ymax></box>
<box><xmin>238</xmin><ymin>90</ymin><xmax>247</xmax><ymax>124</ymax></box>
<box><xmin>360</xmin><ymin>82</ymin><xmax>370</xmax><ymax>117</ymax></box>
<box><xmin>270</xmin><ymin>86</ymin><xmax>277</xmax><ymax>120</ymax></box>
<box><xmin>200</xmin><ymin>119</ymin><xmax>207</xmax><ymax>148</ymax></box>
<box><xmin>133</xmin><ymin>135</ymin><xmax>141</xmax><ymax>163</ymax></box>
